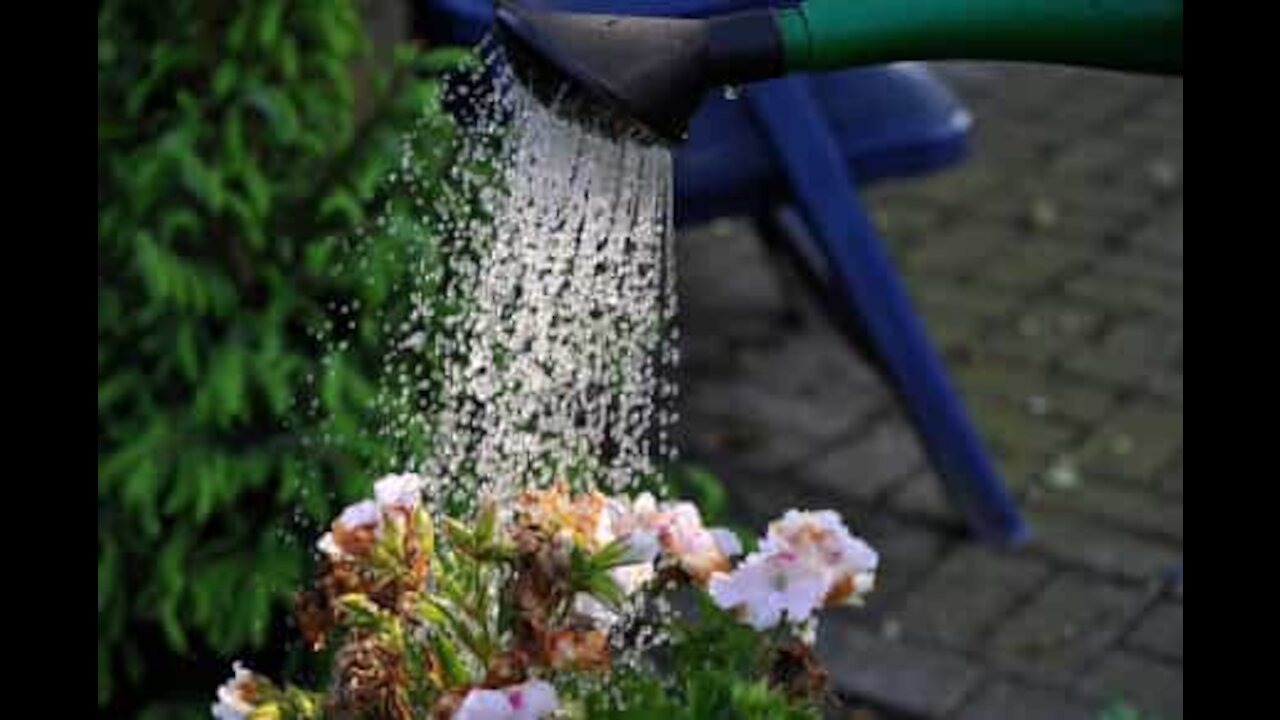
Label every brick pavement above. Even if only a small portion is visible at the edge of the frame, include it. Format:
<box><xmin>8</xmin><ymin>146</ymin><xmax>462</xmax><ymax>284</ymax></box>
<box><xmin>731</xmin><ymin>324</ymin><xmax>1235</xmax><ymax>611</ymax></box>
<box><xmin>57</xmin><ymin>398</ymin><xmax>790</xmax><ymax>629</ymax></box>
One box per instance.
<box><xmin>676</xmin><ymin>63</ymin><xmax>1182</xmax><ymax>720</ymax></box>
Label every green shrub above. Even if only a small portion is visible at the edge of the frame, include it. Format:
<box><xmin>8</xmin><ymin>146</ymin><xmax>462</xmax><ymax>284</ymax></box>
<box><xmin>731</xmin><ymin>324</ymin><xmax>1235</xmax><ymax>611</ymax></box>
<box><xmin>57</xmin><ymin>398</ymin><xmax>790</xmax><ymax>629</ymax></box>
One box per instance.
<box><xmin>97</xmin><ymin>0</ymin><xmax>466</xmax><ymax>709</ymax></box>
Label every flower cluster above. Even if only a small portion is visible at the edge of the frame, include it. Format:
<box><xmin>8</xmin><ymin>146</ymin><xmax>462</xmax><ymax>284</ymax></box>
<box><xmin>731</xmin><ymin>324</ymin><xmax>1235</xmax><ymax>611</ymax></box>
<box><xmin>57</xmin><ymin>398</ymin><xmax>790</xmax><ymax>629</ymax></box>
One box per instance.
<box><xmin>709</xmin><ymin>510</ymin><xmax>878</xmax><ymax>630</ymax></box>
<box><xmin>212</xmin><ymin>476</ymin><xmax>876</xmax><ymax>719</ymax></box>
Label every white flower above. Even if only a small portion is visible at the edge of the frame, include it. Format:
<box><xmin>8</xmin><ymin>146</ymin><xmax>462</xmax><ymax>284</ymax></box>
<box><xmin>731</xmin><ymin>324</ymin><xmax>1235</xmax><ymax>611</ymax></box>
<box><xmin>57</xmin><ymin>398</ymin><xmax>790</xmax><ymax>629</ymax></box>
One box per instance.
<box><xmin>315</xmin><ymin>532</ymin><xmax>341</xmax><ymax>558</ymax></box>
<box><xmin>708</xmin><ymin>551</ymin><xmax>830</xmax><ymax>630</ymax></box>
<box><xmin>618</xmin><ymin>529</ymin><xmax>661</xmax><ymax>566</ymax></box>
<box><xmin>659</xmin><ymin>502</ymin><xmax>735</xmax><ymax>581</ymax></box>
<box><xmin>373</xmin><ymin>473</ymin><xmax>426</xmax><ymax>511</ymax></box>
<box><xmin>454</xmin><ymin>680</ymin><xmax>559</xmax><ymax>720</ymax></box>
<box><xmin>612</xmin><ymin>495</ymin><xmax>738</xmax><ymax>583</ymax></box>
<box><xmin>571</xmin><ymin>592</ymin><xmax>619</xmax><ymax>627</ymax></box>
<box><xmin>760</xmin><ymin>509</ymin><xmax>878</xmax><ymax>605</ymax></box>
<box><xmin>211</xmin><ymin>662</ymin><xmax>257</xmax><ymax>720</ymax></box>
<box><xmin>315</xmin><ymin>499</ymin><xmax>381</xmax><ymax>559</ymax></box>
<box><xmin>710</xmin><ymin>527</ymin><xmax>744</xmax><ymax>559</ymax></box>
<box><xmin>337</xmin><ymin>499</ymin><xmax>380</xmax><ymax>528</ymax></box>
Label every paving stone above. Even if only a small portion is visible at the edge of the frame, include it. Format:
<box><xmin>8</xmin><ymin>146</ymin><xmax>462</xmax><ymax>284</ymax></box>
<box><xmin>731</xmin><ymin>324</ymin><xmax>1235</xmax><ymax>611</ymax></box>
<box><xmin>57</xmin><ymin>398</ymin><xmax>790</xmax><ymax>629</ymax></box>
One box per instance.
<box><xmin>1080</xmin><ymin>652</ymin><xmax>1183</xmax><ymax>720</ymax></box>
<box><xmin>1094</xmin><ymin>253</ymin><xmax>1184</xmax><ymax>290</ymax></box>
<box><xmin>911</xmin><ymin>280</ymin><xmax>1023</xmax><ymax>326</ymax></box>
<box><xmin>1156</xmin><ymin>458</ymin><xmax>1182</xmax><ymax>499</ymax></box>
<box><xmin>1074</xmin><ymin>403</ymin><xmax>1183</xmax><ymax>485</ymax></box>
<box><xmin>889</xmin><ymin>472</ymin><xmax>963</xmax><ymax>527</ymax></box>
<box><xmin>1128</xmin><ymin>212</ymin><xmax>1184</xmax><ymax>263</ymax></box>
<box><xmin>902</xmin><ymin>223</ymin><xmax>1017</xmax><ymax>277</ymax></box>
<box><xmin>678</xmin><ymin>218</ymin><xmax>789</xmax><ymax>318</ymax></box>
<box><xmin>954</xmin><ymin>358</ymin><xmax>1054</xmax><ymax>405</ymax></box>
<box><xmin>973</xmin><ymin>243</ymin><xmax>1094</xmax><ymax>291</ymax></box>
<box><xmin>1124</xmin><ymin>601</ymin><xmax>1183</xmax><ymax>662</ymax></box>
<box><xmin>954</xmin><ymin>359</ymin><xmax>1116</xmax><ymax>429</ymax></box>
<box><xmin>971</xmin><ymin>399</ymin><xmax>1079</xmax><ymax>456</ymax></box>
<box><xmin>1048</xmin><ymin>138</ymin><xmax>1135</xmax><ymax>180</ymax></box>
<box><xmin>1058</xmin><ymin>323</ymin><xmax>1182</xmax><ymax>389</ymax></box>
<box><xmin>930</xmin><ymin>317</ymin><xmax>989</xmax><ymax>360</ymax></box>
<box><xmin>1064</xmin><ymin>273</ymin><xmax>1183</xmax><ymax>324</ymax></box>
<box><xmin>681</xmin><ymin>341</ymin><xmax>888</xmax><ymax>472</ymax></box>
<box><xmin>796</xmin><ymin>418</ymin><xmax>927</xmax><ymax>502</ymax></box>
<box><xmin>897</xmin><ymin>547</ymin><xmax>1051</xmax><ymax>650</ymax></box>
<box><xmin>1146</xmin><ymin>370</ymin><xmax>1184</xmax><ymax>406</ymax></box>
<box><xmin>817</xmin><ymin>619</ymin><xmax>984</xmax><ymax>718</ymax></box>
<box><xmin>955</xmin><ymin>680</ymin><xmax>1099</xmax><ymax>720</ymax></box>
<box><xmin>986</xmin><ymin>573</ymin><xmax>1151</xmax><ymax>683</ymax></box>
<box><xmin>1025</xmin><ymin>512</ymin><xmax>1181</xmax><ymax>581</ymax></box>
<box><xmin>1003</xmin><ymin>301</ymin><xmax>1107</xmax><ymax>353</ymax></box>
<box><xmin>1024</xmin><ymin>482</ymin><xmax>1183</xmax><ymax>543</ymax></box>
<box><xmin>874</xmin><ymin>202</ymin><xmax>952</xmax><ymax>244</ymax></box>
<box><xmin>841</xmin><ymin>515</ymin><xmax>953</xmax><ymax>623</ymax></box>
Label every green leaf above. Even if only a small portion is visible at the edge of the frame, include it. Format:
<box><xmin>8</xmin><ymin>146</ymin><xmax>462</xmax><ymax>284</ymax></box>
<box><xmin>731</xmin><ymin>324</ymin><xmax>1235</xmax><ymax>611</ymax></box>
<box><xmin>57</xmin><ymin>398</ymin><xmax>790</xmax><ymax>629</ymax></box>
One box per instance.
<box><xmin>413</xmin><ymin>46</ymin><xmax>477</xmax><ymax>75</ymax></box>
<box><xmin>258</xmin><ymin>0</ymin><xmax>284</xmax><ymax>49</ymax></box>
<box><xmin>177</xmin><ymin>153</ymin><xmax>225</xmax><ymax>212</ymax></box>
<box><xmin>212</xmin><ymin>63</ymin><xmax>237</xmax><ymax>99</ymax></box>
<box><xmin>427</xmin><ymin>632</ymin><xmax>471</xmax><ymax>688</ymax></box>
<box><xmin>319</xmin><ymin>189</ymin><xmax>363</xmax><ymax>226</ymax></box>
<box><xmin>246</xmin><ymin>86</ymin><xmax>300</xmax><ymax>142</ymax></box>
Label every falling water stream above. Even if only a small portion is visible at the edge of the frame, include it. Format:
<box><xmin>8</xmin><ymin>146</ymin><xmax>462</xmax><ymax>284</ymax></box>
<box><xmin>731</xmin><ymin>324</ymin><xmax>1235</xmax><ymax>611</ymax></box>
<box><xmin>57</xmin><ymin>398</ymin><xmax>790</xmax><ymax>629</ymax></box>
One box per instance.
<box><xmin>371</xmin><ymin>46</ymin><xmax>682</xmax><ymax>511</ymax></box>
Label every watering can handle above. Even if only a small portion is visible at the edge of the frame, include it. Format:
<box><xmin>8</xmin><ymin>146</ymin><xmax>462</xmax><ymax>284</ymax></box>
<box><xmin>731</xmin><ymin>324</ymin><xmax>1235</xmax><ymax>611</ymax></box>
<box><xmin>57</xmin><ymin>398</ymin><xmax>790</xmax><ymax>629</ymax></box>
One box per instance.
<box><xmin>529</xmin><ymin>0</ymin><xmax>792</xmax><ymax>17</ymax></box>
<box><xmin>776</xmin><ymin>0</ymin><xmax>1182</xmax><ymax>75</ymax></box>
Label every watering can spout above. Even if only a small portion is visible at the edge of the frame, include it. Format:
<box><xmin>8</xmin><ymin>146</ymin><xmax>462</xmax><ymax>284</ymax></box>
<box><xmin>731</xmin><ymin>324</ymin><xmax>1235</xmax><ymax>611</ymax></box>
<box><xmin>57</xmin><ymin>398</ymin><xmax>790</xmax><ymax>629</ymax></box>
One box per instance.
<box><xmin>494</xmin><ymin>0</ymin><xmax>783</xmax><ymax>143</ymax></box>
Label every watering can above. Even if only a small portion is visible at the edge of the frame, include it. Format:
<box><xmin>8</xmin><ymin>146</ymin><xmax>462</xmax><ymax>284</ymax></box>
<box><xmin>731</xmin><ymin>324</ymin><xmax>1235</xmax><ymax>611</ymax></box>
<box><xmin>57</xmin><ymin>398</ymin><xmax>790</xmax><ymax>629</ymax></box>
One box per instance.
<box><xmin>495</xmin><ymin>0</ymin><xmax>1182</xmax><ymax>142</ymax></box>
<box><xmin>419</xmin><ymin>0</ymin><xmax>1181</xmax><ymax>547</ymax></box>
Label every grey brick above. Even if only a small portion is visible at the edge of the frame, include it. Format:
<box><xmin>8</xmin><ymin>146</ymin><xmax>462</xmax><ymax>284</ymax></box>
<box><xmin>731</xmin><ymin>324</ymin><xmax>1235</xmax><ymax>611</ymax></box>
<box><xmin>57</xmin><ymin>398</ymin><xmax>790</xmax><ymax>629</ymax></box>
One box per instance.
<box><xmin>680</xmin><ymin>339</ymin><xmax>888</xmax><ymax>472</ymax></box>
<box><xmin>898</xmin><ymin>547</ymin><xmax>1051</xmax><ymax>650</ymax></box>
<box><xmin>1064</xmin><ymin>274</ymin><xmax>1183</xmax><ymax>324</ymax></box>
<box><xmin>796</xmin><ymin>418</ymin><xmax>927</xmax><ymax>502</ymax></box>
<box><xmin>971</xmin><ymin>399</ymin><xmax>1078</xmax><ymax>456</ymax></box>
<box><xmin>1026</xmin><ymin>512</ymin><xmax>1181</xmax><ymax>581</ymax></box>
<box><xmin>973</xmin><ymin>243</ymin><xmax>1094</xmax><ymax>291</ymax></box>
<box><xmin>1075</xmin><ymin>403</ymin><xmax>1183</xmax><ymax>485</ymax></box>
<box><xmin>1080</xmin><ymin>652</ymin><xmax>1183</xmax><ymax>720</ymax></box>
<box><xmin>999</xmin><ymin>301</ymin><xmax>1107</xmax><ymax>357</ymax></box>
<box><xmin>1124</xmin><ymin>602</ymin><xmax>1183</xmax><ymax>662</ymax></box>
<box><xmin>889</xmin><ymin>472</ymin><xmax>962</xmax><ymax>527</ymax></box>
<box><xmin>873</xmin><ymin>200</ymin><xmax>949</xmax><ymax>242</ymax></box>
<box><xmin>955</xmin><ymin>358</ymin><xmax>1054</xmax><ymax>405</ymax></box>
<box><xmin>846</xmin><ymin>515</ymin><xmax>952</xmax><ymax>622</ymax></box>
<box><xmin>955</xmin><ymin>358</ymin><xmax>1116</xmax><ymax>428</ymax></box>
<box><xmin>1025</xmin><ymin>482</ymin><xmax>1183</xmax><ymax>543</ymax></box>
<box><xmin>1146</xmin><ymin>370</ymin><xmax>1184</xmax><ymax>406</ymax></box>
<box><xmin>817</xmin><ymin>619</ymin><xmax>984</xmax><ymax>718</ymax></box>
<box><xmin>986</xmin><ymin>573</ymin><xmax>1150</xmax><ymax>683</ymax></box>
<box><xmin>902</xmin><ymin>223</ymin><xmax>1018</xmax><ymax>277</ymax></box>
<box><xmin>1156</xmin><ymin>460</ymin><xmax>1183</xmax><ymax>499</ymax></box>
<box><xmin>911</xmin><ymin>280</ymin><xmax>1023</xmax><ymax>325</ymax></box>
<box><xmin>955</xmin><ymin>681</ymin><xmax>1099</xmax><ymax>720</ymax></box>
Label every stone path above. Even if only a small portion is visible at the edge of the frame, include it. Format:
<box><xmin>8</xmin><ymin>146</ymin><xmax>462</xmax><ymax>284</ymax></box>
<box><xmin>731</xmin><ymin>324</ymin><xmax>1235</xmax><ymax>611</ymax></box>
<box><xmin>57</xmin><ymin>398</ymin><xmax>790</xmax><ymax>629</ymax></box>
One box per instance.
<box><xmin>675</xmin><ymin>63</ymin><xmax>1182</xmax><ymax>720</ymax></box>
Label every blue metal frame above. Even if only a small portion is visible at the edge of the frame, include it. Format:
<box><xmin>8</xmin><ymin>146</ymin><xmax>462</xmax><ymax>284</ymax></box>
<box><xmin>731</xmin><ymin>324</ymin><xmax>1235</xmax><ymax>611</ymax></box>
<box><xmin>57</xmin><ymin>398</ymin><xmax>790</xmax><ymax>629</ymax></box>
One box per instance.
<box><xmin>418</xmin><ymin>0</ymin><xmax>1029</xmax><ymax>545</ymax></box>
<box><xmin>746</xmin><ymin>78</ymin><xmax>1027</xmax><ymax>545</ymax></box>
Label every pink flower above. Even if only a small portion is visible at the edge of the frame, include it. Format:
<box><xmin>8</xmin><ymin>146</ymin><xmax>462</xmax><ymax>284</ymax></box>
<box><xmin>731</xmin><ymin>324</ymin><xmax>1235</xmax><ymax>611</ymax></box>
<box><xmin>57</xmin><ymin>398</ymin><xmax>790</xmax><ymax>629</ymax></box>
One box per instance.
<box><xmin>708</xmin><ymin>551</ymin><xmax>829</xmax><ymax>630</ymax></box>
<box><xmin>373</xmin><ymin>473</ymin><xmax>426</xmax><ymax>511</ymax></box>
<box><xmin>760</xmin><ymin>510</ymin><xmax>878</xmax><ymax>605</ymax></box>
<box><xmin>454</xmin><ymin>680</ymin><xmax>559</xmax><ymax>720</ymax></box>
<box><xmin>613</xmin><ymin>494</ymin><xmax>742</xmax><ymax>583</ymax></box>
<box><xmin>316</xmin><ymin>474</ymin><xmax>428</xmax><ymax>559</ymax></box>
<box><xmin>210</xmin><ymin>662</ymin><xmax>258</xmax><ymax>720</ymax></box>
